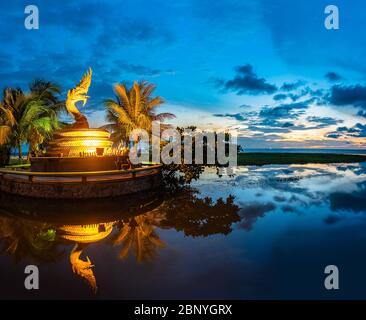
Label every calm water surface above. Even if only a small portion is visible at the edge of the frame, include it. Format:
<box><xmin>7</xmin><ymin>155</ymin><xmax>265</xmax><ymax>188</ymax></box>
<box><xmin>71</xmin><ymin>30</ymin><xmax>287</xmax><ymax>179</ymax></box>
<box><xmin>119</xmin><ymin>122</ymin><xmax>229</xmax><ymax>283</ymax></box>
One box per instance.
<box><xmin>1</xmin><ymin>163</ymin><xmax>366</xmax><ymax>299</ymax></box>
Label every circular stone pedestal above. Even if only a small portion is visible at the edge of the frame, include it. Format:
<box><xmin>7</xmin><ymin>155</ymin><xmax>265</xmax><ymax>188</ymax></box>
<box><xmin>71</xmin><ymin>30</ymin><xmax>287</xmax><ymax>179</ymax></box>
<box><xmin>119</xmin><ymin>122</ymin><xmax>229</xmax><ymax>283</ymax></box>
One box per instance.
<box><xmin>30</xmin><ymin>155</ymin><xmax>128</xmax><ymax>172</ymax></box>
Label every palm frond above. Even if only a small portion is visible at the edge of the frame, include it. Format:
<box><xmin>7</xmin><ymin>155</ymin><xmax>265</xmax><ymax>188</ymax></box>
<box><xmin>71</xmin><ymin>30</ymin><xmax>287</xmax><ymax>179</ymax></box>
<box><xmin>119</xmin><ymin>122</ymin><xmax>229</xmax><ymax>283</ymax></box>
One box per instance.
<box><xmin>133</xmin><ymin>81</ymin><xmax>141</xmax><ymax>117</ymax></box>
<box><xmin>0</xmin><ymin>126</ymin><xmax>11</xmax><ymax>145</ymax></box>
<box><xmin>0</xmin><ymin>104</ymin><xmax>16</xmax><ymax>126</ymax></box>
<box><xmin>114</xmin><ymin>84</ymin><xmax>132</xmax><ymax>115</ymax></box>
<box><xmin>105</xmin><ymin>100</ymin><xmax>135</xmax><ymax>127</ymax></box>
<box><xmin>152</xmin><ymin>112</ymin><xmax>176</xmax><ymax>121</ymax></box>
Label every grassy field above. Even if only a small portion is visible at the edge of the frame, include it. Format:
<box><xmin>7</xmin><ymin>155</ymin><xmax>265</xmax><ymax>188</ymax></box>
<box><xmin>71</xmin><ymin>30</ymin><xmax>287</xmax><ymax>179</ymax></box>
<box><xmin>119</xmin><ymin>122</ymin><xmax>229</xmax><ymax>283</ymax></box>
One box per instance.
<box><xmin>237</xmin><ymin>152</ymin><xmax>366</xmax><ymax>166</ymax></box>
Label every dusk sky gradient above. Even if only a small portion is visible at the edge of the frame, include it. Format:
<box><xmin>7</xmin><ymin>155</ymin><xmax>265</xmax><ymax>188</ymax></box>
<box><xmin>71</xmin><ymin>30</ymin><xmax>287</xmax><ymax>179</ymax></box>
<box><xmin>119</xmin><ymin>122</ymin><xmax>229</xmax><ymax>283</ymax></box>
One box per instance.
<box><xmin>1</xmin><ymin>0</ymin><xmax>366</xmax><ymax>148</ymax></box>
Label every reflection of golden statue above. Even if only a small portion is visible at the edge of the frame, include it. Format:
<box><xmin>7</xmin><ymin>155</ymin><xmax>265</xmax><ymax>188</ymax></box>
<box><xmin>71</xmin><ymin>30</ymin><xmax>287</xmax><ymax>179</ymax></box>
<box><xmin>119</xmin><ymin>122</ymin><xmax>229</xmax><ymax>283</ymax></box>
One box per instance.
<box><xmin>65</xmin><ymin>68</ymin><xmax>92</xmax><ymax>129</ymax></box>
<box><xmin>59</xmin><ymin>222</ymin><xmax>114</xmax><ymax>294</ymax></box>
<box><xmin>70</xmin><ymin>243</ymin><xmax>97</xmax><ymax>294</ymax></box>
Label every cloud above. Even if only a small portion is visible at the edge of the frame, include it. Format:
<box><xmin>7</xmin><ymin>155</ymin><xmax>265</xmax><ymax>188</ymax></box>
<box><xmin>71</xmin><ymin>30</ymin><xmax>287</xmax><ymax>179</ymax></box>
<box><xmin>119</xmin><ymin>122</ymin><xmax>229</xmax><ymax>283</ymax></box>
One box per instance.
<box><xmin>325</xmin><ymin>133</ymin><xmax>342</xmax><ymax>139</ymax></box>
<box><xmin>273</xmin><ymin>93</ymin><xmax>287</xmax><ymax>101</ymax></box>
<box><xmin>326</xmin><ymin>123</ymin><xmax>366</xmax><ymax>139</ymax></box>
<box><xmin>325</xmin><ymin>72</ymin><xmax>343</xmax><ymax>82</ymax></box>
<box><xmin>114</xmin><ymin>61</ymin><xmax>162</xmax><ymax>76</ymax></box>
<box><xmin>216</xmin><ymin>64</ymin><xmax>277</xmax><ymax>95</ymax></box>
<box><xmin>280</xmin><ymin>80</ymin><xmax>306</xmax><ymax>92</ymax></box>
<box><xmin>357</xmin><ymin>110</ymin><xmax>366</xmax><ymax>118</ymax></box>
<box><xmin>327</xmin><ymin>84</ymin><xmax>366</xmax><ymax>109</ymax></box>
<box><xmin>213</xmin><ymin>113</ymin><xmax>246</xmax><ymax>121</ymax></box>
<box><xmin>259</xmin><ymin>99</ymin><xmax>315</xmax><ymax>120</ymax></box>
<box><xmin>215</xmin><ymin>96</ymin><xmax>332</xmax><ymax>137</ymax></box>
<box><xmin>306</xmin><ymin>116</ymin><xmax>343</xmax><ymax>128</ymax></box>
<box><xmin>277</xmin><ymin>86</ymin><xmax>324</xmax><ymax>103</ymax></box>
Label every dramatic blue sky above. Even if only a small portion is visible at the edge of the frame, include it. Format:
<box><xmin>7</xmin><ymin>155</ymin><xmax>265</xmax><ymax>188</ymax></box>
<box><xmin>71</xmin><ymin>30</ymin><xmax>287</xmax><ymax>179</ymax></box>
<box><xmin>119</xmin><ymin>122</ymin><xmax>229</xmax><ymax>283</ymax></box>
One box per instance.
<box><xmin>1</xmin><ymin>0</ymin><xmax>366</xmax><ymax>148</ymax></box>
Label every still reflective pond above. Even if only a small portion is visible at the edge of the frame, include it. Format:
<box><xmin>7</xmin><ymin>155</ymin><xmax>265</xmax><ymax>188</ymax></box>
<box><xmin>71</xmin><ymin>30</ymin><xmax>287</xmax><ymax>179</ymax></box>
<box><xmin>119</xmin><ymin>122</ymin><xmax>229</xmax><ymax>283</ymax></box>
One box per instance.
<box><xmin>1</xmin><ymin>163</ymin><xmax>366</xmax><ymax>299</ymax></box>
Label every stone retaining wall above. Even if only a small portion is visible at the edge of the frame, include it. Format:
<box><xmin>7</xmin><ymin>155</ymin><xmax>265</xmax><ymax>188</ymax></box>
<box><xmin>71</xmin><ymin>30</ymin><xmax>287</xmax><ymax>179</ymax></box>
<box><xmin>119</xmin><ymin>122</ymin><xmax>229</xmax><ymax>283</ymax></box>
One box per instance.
<box><xmin>0</xmin><ymin>172</ymin><xmax>162</xmax><ymax>199</ymax></box>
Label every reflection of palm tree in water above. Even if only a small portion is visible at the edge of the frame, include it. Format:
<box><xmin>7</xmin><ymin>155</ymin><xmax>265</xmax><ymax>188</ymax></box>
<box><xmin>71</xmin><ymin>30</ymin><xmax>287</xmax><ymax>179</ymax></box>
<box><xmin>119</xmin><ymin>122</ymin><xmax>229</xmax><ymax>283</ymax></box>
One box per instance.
<box><xmin>155</xmin><ymin>190</ymin><xmax>241</xmax><ymax>237</ymax></box>
<box><xmin>0</xmin><ymin>216</ymin><xmax>61</xmax><ymax>263</ymax></box>
<box><xmin>111</xmin><ymin>212</ymin><xmax>165</xmax><ymax>263</ymax></box>
<box><xmin>0</xmin><ymin>189</ymin><xmax>241</xmax><ymax>294</ymax></box>
<box><xmin>58</xmin><ymin>223</ymin><xmax>114</xmax><ymax>294</ymax></box>
<box><xmin>110</xmin><ymin>191</ymin><xmax>241</xmax><ymax>261</ymax></box>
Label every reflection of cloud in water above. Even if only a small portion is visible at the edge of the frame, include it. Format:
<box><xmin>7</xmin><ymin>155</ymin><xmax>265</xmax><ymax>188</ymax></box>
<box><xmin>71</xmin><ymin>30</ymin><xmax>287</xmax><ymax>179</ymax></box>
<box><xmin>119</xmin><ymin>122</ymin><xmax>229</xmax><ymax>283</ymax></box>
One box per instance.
<box><xmin>238</xmin><ymin>202</ymin><xmax>276</xmax><ymax>231</ymax></box>
<box><xmin>193</xmin><ymin>163</ymin><xmax>366</xmax><ymax>229</ymax></box>
<box><xmin>329</xmin><ymin>181</ymin><xmax>366</xmax><ymax>213</ymax></box>
<box><xmin>323</xmin><ymin>214</ymin><xmax>343</xmax><ymax>225</ymax></box>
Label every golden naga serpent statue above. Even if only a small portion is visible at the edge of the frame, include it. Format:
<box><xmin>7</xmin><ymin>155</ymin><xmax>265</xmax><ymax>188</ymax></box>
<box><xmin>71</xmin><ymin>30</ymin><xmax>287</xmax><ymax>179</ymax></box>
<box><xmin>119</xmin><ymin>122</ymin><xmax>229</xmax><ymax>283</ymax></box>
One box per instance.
<box><xmin>66</xmin><ymin>68</ymin><xmax>92</xmax><ymax>129</ymax></box>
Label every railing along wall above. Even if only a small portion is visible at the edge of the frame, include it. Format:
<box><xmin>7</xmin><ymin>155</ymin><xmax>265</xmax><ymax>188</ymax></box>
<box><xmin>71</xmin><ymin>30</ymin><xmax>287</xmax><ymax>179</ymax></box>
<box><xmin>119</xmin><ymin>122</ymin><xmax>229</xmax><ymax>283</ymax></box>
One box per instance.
<box><xmin>0</xmin><ymin>163</ymin><xmax>163</xmax><ymax>184</ymax></box>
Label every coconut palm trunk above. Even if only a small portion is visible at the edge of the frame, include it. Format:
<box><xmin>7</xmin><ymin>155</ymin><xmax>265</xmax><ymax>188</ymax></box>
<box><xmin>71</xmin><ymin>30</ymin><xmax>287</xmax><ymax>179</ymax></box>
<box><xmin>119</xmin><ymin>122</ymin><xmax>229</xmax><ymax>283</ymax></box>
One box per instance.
<box><xmin>0</xmin><ymin>145</ymin><xmax>10</xmax><ymax>166</ymax></box>
<box><xmin>17</xmin><ymin>143</ymin><xmax>22</xmax><ymax>162</ymax></box>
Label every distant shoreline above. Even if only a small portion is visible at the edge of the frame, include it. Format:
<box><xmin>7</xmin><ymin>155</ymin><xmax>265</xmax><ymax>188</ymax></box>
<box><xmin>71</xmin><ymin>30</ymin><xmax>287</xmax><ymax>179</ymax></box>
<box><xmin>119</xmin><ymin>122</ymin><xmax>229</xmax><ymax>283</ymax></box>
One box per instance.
<box><xmin>241</xmin><ymin>148</ymin><xmax>366</xmax><ymax>155</ymax></box>
<box><xmin>238</xmin><ymin>152</ymin><xmax>366</xmax><ymax>165</ymax></box>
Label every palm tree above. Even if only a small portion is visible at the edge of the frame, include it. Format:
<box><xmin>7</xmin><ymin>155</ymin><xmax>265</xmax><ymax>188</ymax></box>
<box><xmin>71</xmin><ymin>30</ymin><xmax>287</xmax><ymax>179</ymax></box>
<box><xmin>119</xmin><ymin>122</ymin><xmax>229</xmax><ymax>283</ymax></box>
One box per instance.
<box><xmin>0</xmin><ymin>81</ymin><xmax>62</xmax><ymax>163</ymax></box>
<box><xmin>16</xmin><ymin>100</ymin><xmax>59</xmax><ymax>159</ymax></box>
<box><xmin>0</xmin><ymin>90</ymin><xmax>17</xmax><ymax>165</ymax></box>
<box><xmin>0</xmin><ymin>88</ymin><xmax>26</xmax><ymax>161</ymax></box>
<box><xmin>29</xmin><ymin>80</ymin><xmax>65</xmax><ymax>114</ymax></box>
<box><xmin>104</xmin><ymin>81</ymin><xmax>175</xmax><ymax>146</ymax></box>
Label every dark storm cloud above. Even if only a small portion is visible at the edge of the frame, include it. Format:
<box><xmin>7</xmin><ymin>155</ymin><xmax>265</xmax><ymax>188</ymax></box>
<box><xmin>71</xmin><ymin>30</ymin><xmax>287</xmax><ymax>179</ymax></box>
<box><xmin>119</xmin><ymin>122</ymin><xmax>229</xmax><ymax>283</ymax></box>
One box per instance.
<box><xmin>326</xmin><ymin>133</ymin><xmax>342</xmax><ymax>139</ymax></box>
<box><xmin>306</xmin><ymin>116</ymin><xmax>343</xmax><ymax>128</ymax></box>
<box><xmin>215</xmin><ymin>96</ymin><xmax>327</xmax><ymax>135</ymax></box>
<box><xmin>273</xmin><ymin>93</ymin><xmax>287</xmax><ymax>101</ymax></box>
<box><xmin>213</xmin><ymin>113</ymin><xmax>246</xmax><ymax>121</ymax></box>
<box><xmin>325</xmin><ymin>72</ymin><xmax>343</xmax><ymax>82</ymax></box>
<box><xmin>250</xmin><ymin>118</ymin><xmax>307</xmax><ymax>132</ymax></box>
<box><xmin>280</xmin><ymin>80</ymin><xmax>306</xmax><ymax>92</ymax></box>
<box><xmin>214</xmin><ymin>110</ymin><xmax>302</xmax><ymax>132</ymax></box>
<box><xmin>340</xmin><ymin>123</ymin><xmax>366</xmax><ymax>137</ymax></box>
<box><xmin>259</xmin><ymin>99</ymin><xmax>315</xmax><ymax>120</ymax></box>
<box><xmin>358</xmin><ymin>111</ymin><xmax>366</xmax><ymax>118</ymax></box>
<box><xmin>327</xmin><ymin>85</ymin><xmax>366</xmax><ymax>109</ymax></box>
<box><xmin>216</xmin><ymin>64</ymin><xmax>277</xmax><ymax>95</ymax></box>
<box><xmin>326</xmin><ymin>123</ymin><xmax>366</xmax><ymax>139</ymax></box>
<box><xmin>279</xmin><ymin>86</ymin><xmax>324</xmax><ymax>103</ymax></box>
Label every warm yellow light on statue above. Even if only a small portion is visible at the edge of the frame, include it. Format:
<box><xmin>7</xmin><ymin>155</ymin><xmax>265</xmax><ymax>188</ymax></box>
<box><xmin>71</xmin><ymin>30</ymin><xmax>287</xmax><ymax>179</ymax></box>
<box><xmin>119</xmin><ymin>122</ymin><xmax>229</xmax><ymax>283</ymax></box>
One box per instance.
<box><xmin>47</xmin><ymin>129</ymin><xmax>114</xmax><ymax>156</ymax></box>
<box><xmin>59</xmin><ymin>139</ymin><xmax>112</xmax><ymax>148</ymax></box>
<box><xmin>61</xmin><ymin>130</ymin><xmax>110</xmax><ymax>138</ymax></box>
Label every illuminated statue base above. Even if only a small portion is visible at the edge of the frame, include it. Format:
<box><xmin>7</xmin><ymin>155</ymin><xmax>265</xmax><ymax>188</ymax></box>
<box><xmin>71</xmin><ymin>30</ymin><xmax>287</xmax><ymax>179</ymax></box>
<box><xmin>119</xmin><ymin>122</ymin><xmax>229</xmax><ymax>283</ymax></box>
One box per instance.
<box><xmin>30</xmin><ymin>155</ymin><xmax>128</xmax><ymax>172</ymax></box>
<box><xmin>45</xmin><ymin>128</ymin><xmax>113</xmax><ymax>157</ymax></box>
<box><xmin>30</xmin><ymin>128</ymin><xmax>128</xmax><ymax>172</ymax></box>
